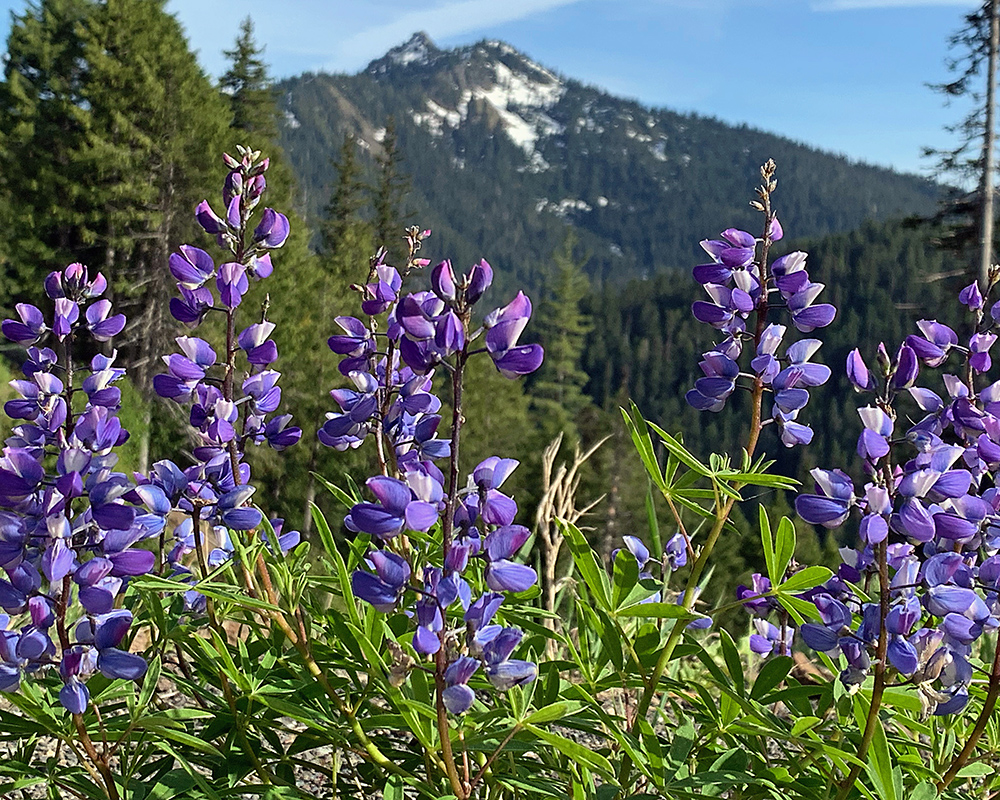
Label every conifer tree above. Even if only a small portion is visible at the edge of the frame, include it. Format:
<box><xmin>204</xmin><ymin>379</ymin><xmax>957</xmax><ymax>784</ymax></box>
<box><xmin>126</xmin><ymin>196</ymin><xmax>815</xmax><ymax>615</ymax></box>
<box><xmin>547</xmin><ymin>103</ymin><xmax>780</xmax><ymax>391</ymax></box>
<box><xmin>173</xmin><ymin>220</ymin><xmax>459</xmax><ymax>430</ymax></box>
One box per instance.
<box><xmin>0</xmin><ymin>0</ymin><xmax>99</xmax><ymax>302</ymax></box>
<box><xmin>220</xmin><ymin>16</ymin><xmax>278</xmax><ymax>147</ymax></box>
<box><xmin>292</xmin><ymin>133</ymin><xmax>375</xmax><ymax>533</ymax></box>
<box><xmin>214</xmin><ymin>18</ymin><xmax>335</xmax><ymax>525</ymax></box>
<box><xmin>531</xmin><ymin>232</ymin><xmax>594</xmax><ymax>443</ymax></box>
<box><xmin>926</xmin><ymin>0</ymin><xmax>1000</xmax><ymax>283</ymax></box>
<box><xmin>373</xmin><ymin>117</ymin><xmax>411</xmax><ymax>262</ymax></box>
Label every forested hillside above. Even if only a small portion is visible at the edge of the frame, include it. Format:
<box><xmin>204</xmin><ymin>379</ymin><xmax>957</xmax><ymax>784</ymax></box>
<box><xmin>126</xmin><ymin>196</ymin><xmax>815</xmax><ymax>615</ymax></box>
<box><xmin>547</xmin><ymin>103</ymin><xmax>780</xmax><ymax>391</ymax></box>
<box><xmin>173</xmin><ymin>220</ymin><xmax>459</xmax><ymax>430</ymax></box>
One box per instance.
<box><xmin>0</xmin><ymin>7</ymin><xmax>969</xmax><ymax>614</ymax></box>
<box><xmin>276</xmin><ymin>33</ymin><xmax>940</xmax><ymax>295</ymax></box>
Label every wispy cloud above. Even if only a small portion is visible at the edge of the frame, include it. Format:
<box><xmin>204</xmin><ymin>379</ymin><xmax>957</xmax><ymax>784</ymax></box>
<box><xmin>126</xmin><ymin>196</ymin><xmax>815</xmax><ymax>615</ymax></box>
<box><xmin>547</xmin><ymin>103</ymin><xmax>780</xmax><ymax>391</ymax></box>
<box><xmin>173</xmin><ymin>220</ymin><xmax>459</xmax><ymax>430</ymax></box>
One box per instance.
<box><xmin>812</xmin><ymin>0</ymin><xmax>974</xmax><ymax>10</ymax></box>
<box><xmin>323</xmin><ymin>0</ymin><xmax>585</xmax><ymax>71</ymax></box>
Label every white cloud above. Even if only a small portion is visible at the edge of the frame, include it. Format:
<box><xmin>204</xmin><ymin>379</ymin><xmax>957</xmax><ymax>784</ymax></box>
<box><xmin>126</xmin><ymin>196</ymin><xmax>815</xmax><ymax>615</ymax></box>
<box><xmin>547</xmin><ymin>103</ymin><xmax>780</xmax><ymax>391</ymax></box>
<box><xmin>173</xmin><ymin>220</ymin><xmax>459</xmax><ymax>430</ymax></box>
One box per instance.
<box><xmin>812</xmin><ymin>0</ymin><xmax>975</xmax><ymax>10</ymax></box>
<box><xmin>323</xmin><ymin>0</ymin><xmax>585</xmax><ymax>71</ymax></box>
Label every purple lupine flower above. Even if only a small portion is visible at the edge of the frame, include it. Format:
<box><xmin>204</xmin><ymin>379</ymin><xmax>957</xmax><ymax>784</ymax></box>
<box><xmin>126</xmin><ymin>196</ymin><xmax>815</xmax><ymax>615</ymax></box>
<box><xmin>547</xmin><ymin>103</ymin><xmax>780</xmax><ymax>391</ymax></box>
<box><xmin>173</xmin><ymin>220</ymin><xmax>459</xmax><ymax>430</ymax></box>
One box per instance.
<box><xmin>483</xmin><ymin>292</ymin><xmax>544</xmax><ymax>378</ymax></box>
<box><xmin>169</xmin><ymin>245</ymin><xmax>216</xmax><ymax>289</ymax></box>
<box><xmin>749</xmin><ymin>618</ymin><xmax>794</xmax><ymax>656</ymax></box>
<box><xmin>443</xmin><ymin>656</ymin><xmax>480</xmax><ymax>714</ymax></box>
<box><xmin>353</xmin><ymin>550</ymin><xmax>411</xmax><ymax>612</ymax></box>
<box><xmin>253</xmin><ymin>209</ymin><xmax>290</xmax><ymax>248</ymax></box>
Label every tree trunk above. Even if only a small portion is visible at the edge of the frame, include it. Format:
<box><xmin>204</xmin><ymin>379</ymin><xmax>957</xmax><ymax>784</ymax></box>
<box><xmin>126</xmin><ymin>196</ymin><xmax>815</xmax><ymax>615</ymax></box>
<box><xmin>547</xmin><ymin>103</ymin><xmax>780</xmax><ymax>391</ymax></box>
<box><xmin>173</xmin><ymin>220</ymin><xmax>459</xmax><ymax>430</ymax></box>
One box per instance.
<box><xmin>980</xmin><ymin>0</ymin><xmax>999</xmax><ymax>288</ymax></box>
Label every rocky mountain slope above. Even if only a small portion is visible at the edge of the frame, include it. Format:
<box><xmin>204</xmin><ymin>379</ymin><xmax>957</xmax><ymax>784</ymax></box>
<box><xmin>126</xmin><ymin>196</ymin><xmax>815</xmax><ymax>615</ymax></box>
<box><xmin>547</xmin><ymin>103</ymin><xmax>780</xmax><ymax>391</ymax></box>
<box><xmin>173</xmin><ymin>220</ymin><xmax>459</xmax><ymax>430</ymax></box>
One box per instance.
<box><xmin>277</xmin><ymin>32</ymin><xmax>939</xmax><ymax>290</ymax></box>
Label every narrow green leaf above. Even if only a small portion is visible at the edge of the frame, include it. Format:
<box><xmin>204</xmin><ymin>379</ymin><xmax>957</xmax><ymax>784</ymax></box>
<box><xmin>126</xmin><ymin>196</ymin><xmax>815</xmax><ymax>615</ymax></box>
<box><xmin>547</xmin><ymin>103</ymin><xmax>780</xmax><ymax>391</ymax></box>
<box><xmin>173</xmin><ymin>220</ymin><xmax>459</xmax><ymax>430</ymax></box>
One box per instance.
<box><xmin>777</xmin><ymin>566</ymin><xmax>833</xmax><ymax>593</ymax></box>
<box><xmin>759</xmin><ymin>505</ymin><xmax>776</xmax><ymax>582</ymax></box>
<box><xmin>383</xmin><ymin>774</ymin><xmax>404</xmax><ymax>800</ymax></box>
<box><xmin>621</xmin><ymin>405</ymin><xmax>665</xmax><ymax>490</ymax></box>
<box><xmin>719</xmin><ymin>629</ymin><xmax>745</xmax><ymax>697</ymax></box>
<box><xmin>525</xmin><ymin>724</ymin><xmax>616</xmax><ymax>782</ymax></box>
<box><xmin>314</xmin><ymin>473</ymin><xmax>360</xmax><ymax>509</ymax></box>
<box><xmin>773</xmin><ymin>516</ymin><xmax>796</xmax><ymax>582</ymax></box>
<box><xmin>750</xmin><ymin>655</ymin><xmax>792</xmax><ymax>701</ymax></box>
<box><xmin>311</xmin><ymin>502</ymin><xmax>339</xmax><ymax>562</ymax></box>
<box><xmin>645</xmin><ymin>480</ymin><xmax>662</xmax><ymax>557</ymax></box>
<box><xmin>523</xmin><ymin>702</ymin><xmax>580</xmax><ymax>725</ymax></box>
<box><xmin>561</xmin><ymin>520</ymin><xmax>611</xmax><ymax>611</ymax></box>
<box><xmin>910</xmin><ymin>781</ymin><xmax>937</xmax><ymax>800</ymax></box>
<box><xmin>137</xmin><ymin>655</ymin><xmax>161</xmax><ymax>715</ymax></box>
<box><xmin>614</xmin><ymin>602</ymin><xmax>694</xmax><ymax>619</ymax></box>
<box><xmin>611</xmin><ymin>549</ymin><xmax>639</xmax><ymax>610</ymax></box>
<box><xmin>312</xmin><ymin>502</ymin><xmax>362</xmax><ymax>628</ymax></box>
<box><xmin>790</xmin><ymin>716</ymin><xmax>821</xmax><ymax>736</ymax></box>
<box><xmin>956</xmin><ymin>763</ymin><xmax>994</xmax><ymax>777</ymax></box>
<box><xmin>646</xmin><ymin>420</ymin><xmax>712</xmax><ymax>477</ymax></box>
<box><xmin>857</xmin><ymin>696</ymin><xmax>896</xmax><ymax>800</ymax></box>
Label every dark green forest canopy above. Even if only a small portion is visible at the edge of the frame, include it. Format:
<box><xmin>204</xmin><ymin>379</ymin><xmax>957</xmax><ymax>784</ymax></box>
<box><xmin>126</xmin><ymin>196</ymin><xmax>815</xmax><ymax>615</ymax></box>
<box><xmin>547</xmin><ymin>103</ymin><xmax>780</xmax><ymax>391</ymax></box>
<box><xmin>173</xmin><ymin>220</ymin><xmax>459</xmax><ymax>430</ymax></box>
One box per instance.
<box><xmin>0</xmin><ymin>13</ymin><xmax>969</xmax><ymax>610</ymax></box>
<box><xmin>275</xmin><ymin>37</ymin><xmax>940</xmax><ymax>301</ymax></box>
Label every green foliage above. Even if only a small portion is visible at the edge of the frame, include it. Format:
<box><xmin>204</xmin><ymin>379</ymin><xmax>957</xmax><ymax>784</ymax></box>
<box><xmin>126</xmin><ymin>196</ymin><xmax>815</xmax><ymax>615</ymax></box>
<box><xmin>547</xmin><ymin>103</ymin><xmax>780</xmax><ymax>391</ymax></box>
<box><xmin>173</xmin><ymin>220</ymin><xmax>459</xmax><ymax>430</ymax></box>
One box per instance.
<box><xmin>276</xmin><ymin>38</ymin><xmax>938</xmax><ymax>300</ymax></box>
<box><xmin>220</xmin><ymin>16</ymin><xmax>278</xmax><ymax>145</ymax></box>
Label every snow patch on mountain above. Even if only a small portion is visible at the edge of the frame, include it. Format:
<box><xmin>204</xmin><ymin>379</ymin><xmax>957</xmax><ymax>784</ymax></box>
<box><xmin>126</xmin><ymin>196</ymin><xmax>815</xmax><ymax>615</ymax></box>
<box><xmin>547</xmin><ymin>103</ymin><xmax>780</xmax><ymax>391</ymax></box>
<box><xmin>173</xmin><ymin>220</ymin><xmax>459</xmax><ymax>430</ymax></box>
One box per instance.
<box><xmin>534</xmin><ymin>197</ymin><xmax>592</xmax><ymax>218</ymax></box>
<box><xmin>410</xmin><ymin>59</ymin><xmax>565</xmax><ymax>156</ymax></box>
<box><xmin>388</xmin><ymin>32</ymin><xmax>436</xmax><ymax>66</ymax></box>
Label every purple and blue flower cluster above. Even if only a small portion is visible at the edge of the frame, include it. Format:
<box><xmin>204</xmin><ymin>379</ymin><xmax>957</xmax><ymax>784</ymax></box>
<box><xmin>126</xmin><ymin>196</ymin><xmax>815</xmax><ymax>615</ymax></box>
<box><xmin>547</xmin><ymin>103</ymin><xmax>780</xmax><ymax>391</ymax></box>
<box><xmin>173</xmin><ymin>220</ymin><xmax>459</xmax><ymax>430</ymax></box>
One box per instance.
<box><xmin>323</xmin><ymin>232</ymin><xmax>543</xmax><ymax>714</ymax></box>
<box><xmin>151</xmin><ymin>148</ymin><xmax>301</xmax><ymax>605</ymax></box>
<box><xmin>1</xmin><ymin>264</ymin><xmax>159</xmax><ymax>713</ymax></box>
<box><xmin>686</xmin><ymin>214</ymin><xmax>835</xmax><ymax>447</ymax></box>
<box><xmin>745</xmin><ymin>278</ymin><xmax>1000</xmax><ymax>715</ymax></box>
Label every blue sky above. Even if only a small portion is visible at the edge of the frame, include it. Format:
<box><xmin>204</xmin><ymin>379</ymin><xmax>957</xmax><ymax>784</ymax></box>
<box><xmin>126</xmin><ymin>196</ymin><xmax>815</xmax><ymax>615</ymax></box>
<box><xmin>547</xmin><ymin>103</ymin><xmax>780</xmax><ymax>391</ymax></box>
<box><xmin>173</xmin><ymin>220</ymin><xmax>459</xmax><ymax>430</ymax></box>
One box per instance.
<box><xmin>0</xmin><ymin>0</ymin><xmax>984</xmax><ymax>175</ymax></box>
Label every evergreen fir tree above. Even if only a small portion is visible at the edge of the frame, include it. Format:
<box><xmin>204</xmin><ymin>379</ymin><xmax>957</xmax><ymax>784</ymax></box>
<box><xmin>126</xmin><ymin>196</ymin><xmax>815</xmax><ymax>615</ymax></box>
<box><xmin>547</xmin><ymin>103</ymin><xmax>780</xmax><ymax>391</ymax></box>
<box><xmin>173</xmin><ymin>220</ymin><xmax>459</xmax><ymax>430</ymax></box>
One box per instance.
<box><xmin>220</xmin><ymin>16</ymin><xmax>278</xmax><ymax>147</ymax></box>
<box><xmin>372</xmin><ymin>116</ymin><xmax>411</xmax><ymax>262</ymax></box>
<box><xmin>0</xmin><ymin>0</ymin><xmax>100</xmax><ymax>302</ymax></box>
<box><xmin>531</xmin><ymin>232</ymin><xmax>594</xmax><ymax>443</ymax></box>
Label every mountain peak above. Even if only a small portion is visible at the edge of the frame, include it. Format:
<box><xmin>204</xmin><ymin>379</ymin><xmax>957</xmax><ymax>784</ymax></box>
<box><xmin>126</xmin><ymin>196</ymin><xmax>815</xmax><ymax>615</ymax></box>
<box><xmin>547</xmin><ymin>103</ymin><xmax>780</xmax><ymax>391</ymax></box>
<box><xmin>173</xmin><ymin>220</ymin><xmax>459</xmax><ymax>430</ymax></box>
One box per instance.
<box><xmin>374</xmin><ymin>32</ymin><xmax>439</xmax><ymax>70</ymax></box>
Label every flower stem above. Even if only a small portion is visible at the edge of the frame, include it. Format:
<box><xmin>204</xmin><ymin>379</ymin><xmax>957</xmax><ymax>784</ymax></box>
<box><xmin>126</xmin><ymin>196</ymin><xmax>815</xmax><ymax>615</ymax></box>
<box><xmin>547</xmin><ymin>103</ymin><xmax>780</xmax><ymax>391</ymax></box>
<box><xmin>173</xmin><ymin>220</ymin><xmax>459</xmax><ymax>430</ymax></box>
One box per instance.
<box><xmin>937</xmin><ymin>630</ymin><xmax>1000</xmax><ymax>790</ymax></box>
<box><xmin>833</xmin><ymin>539</ymin><xmax>889</xmax><ymax>800</ymax></box>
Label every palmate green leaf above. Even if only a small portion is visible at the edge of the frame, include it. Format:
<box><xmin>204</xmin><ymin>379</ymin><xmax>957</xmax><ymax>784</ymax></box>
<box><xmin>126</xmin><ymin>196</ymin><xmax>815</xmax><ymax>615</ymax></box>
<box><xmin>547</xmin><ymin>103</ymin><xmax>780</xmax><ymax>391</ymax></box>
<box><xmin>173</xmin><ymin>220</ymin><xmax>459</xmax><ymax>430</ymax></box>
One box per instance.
<box><xmin>561</xmin><ymin>520</ymin><xmax>612</xmax><ymax>611</ymax></box>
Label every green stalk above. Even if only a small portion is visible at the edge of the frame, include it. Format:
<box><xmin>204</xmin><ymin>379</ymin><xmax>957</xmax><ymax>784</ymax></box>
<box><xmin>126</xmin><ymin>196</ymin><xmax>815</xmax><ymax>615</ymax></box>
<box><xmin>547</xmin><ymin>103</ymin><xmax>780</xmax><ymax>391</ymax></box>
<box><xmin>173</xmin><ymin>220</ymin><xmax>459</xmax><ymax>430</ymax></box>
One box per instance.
<box><xmin>615</xmin><ymin>169</ymin><xmax>778</xmax><ymax>796</ymax></box>
<box><xmin>937</xmin><ymin>630</ymin><xmax>1000</xmax><ymax>790</ymax></box>
<box><xmin>833</xmin><ymin>539</ymin><xmax>889</xmax><ymax>800</ymax></box>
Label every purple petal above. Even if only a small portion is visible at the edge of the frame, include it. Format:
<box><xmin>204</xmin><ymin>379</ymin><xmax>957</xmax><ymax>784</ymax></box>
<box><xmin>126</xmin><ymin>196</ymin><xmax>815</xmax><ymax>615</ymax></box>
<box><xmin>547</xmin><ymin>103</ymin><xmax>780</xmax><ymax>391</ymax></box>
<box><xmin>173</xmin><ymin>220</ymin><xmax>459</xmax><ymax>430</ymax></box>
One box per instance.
<box><xmin>886</xmin><ymin>637</ymin><xmax>918</xmax><ymax>675</ymax></box>
<box><xmin>60</xmin><ymin>678</ymin><xmax>89</xmax><ymax>713</ymax></box>
<box><xmin>443</xmin><ymin>683</ymin><xmax>475</xmax><ymax>714</ymax></box>
<box><xmin>98</xmin><ymin>648</ymin><xmax>147</xmax><ymax>680</ymax></box>
<box><xmin>486</xmin><ymin>560</ymin><xmax>537</xmax><ymax>593</ymax></box>
<box><xmin>486</xmin><ymin>525</ymin><xmax>531</xmax><ymax>562</ymax></box>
